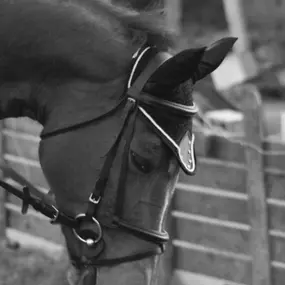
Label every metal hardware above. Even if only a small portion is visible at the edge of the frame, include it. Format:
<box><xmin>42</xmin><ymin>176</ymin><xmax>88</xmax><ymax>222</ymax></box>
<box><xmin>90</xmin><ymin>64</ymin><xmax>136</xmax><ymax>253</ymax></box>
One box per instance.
<box><xmin>89</xmin><ymin>194</ymin><xmax>101</xmax><ymax>205</ymax></box>
<box><xmin>50</xmin><ymin>206</ymin><xmax>60</xmax><ymax>224</ymax></box>
<box><xmin>73</xmin><ymin>214</ymin><xmax>102</xmax><ymax>246</ymax></box>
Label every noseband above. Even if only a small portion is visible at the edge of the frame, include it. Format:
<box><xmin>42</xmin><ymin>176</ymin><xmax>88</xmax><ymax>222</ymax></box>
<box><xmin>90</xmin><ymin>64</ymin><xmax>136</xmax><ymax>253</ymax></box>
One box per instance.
<box><xmin>0</xmin><ymin>46</ymin><xmax>198</xmax><ymax>283</ymax></box>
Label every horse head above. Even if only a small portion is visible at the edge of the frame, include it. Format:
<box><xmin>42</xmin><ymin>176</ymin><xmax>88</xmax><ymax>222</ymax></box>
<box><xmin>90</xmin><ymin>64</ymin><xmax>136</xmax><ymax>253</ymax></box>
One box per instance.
<box><xmin>0</xmin><ymin>1</ymin><xmax>236</xmax><ymax>284</ymax></box>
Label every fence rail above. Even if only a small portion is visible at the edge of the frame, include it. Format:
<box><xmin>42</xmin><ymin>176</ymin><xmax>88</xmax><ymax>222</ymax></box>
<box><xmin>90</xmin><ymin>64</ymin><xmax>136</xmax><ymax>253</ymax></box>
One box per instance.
<box><xmin>1</xmin><ymin>84</ymin><xmax>285</xmax><ymax>285</ymax></box>
<box><xmin>172</xmin><ymin>84</ymin><xmax>285</xmax><ymax>285</ymax></box>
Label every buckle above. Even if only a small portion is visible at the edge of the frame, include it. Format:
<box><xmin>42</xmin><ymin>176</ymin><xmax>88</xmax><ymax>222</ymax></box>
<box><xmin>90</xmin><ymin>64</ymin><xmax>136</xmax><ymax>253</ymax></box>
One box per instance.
<box><xmin>50</xmin><ymin>206</ymin><xmax>59</xmax><ymax>224</ymax></box>
<box><xmin>128</xmin><ymin>97</ymin><xmax>136</xmax><ymax>104</ymax></box>
<box><xmin>89</xmin><ymin>194</ymin><xmax>101</xmax><ymax>205</ymax></box>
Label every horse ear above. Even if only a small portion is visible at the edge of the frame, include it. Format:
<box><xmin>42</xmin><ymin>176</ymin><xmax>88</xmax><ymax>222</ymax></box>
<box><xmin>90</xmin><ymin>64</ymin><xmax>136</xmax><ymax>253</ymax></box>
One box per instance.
<box><xmin>193</xmin><ymin>37</ymin><xmax>237</xmax><ymax>82</ymax></box>
<box><xmin>147</xmin><ymin>48</ymin><xmax>206</xmax><ymax>87</ymax></box>
<box><xmin>147</xmin><ymin>37</ymin><xmax>237</xmax><ymax>88</ymax></box>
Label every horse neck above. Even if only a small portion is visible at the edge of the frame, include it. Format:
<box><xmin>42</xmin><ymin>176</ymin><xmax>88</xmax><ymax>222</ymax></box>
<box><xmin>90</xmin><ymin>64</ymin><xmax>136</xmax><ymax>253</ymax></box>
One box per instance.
<box><xmin>36</xmin><ymin>76</ymin><xmax>128</xmax><ymax>133</ymax></box>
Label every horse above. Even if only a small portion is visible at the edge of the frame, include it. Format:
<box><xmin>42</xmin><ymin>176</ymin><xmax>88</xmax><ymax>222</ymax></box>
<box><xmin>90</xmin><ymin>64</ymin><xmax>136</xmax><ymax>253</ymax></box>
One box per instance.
<box><xmin>0</xmin><ymin>0</ymin><xmax>236</xmax><ymax>284</ymax></box>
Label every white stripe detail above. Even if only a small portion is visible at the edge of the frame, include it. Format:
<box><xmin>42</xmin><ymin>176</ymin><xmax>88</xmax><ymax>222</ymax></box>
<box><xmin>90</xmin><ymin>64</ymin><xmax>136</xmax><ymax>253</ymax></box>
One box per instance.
<box><xmin>128</xmin><ymin>47</ymin><xmax>151</xmax><ymax>89</ymax></box>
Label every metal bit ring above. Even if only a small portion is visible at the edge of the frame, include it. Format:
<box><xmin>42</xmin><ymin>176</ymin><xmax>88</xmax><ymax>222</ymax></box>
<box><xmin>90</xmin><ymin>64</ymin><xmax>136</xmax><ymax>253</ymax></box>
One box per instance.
<box><xmin>72</xmin><ymin>214</ymin><xmax>102</xmax><ymax>246</ymax></box>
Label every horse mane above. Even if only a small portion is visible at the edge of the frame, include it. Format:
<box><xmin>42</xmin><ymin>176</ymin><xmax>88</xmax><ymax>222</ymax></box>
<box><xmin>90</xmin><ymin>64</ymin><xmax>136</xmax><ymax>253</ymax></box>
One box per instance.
<box><xmin>0</xmin><ymin>0</ymin><xmax>178</xmax><ymax>82</ymax></box>
<box><xmin>74</xmin><ymin>0</ymin><xmax>178</xmax><ymax>46</ymax></box>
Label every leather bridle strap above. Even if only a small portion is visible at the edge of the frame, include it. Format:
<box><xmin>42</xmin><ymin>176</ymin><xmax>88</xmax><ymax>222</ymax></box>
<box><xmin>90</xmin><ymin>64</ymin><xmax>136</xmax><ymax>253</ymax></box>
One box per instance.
<box><xmin>112</xmin><ymin>106</ymin><xmax>169</xmax><ymax>245</ymax></box>
<box><xmin>127</xmin><ymin>51</ymin><xmax>171</xmax><ymax>99</ymax></box>
<box><xmin>0</xmin><ymin>162</ymin><xmax>50</xmax><ymax>201</ymax></box>
<box><xmin>71</xmin><ymin>247</ymin><xmax>163</xmax><ymax>285</ymax></box>
<box><xmin>132</xmin><ymin>92</ymin><xmax>198</xmax><ymax>116</ymax></box>
<box><xmin>114</xmin><ymin>106</ymin><xmax>137</xmax><ymax>217</ymax></box>
<box><xmin>85</xmin><ymin>100</ymin><xmax>137</xmax><ymax>219</ymax></box>
<box><xmin>0</xmin><ymin>179</ymin><xmax>78</xmax><ymax>227</ymax></box>
<box><xmin>71</xmin><ymin>246</ymin><xmax>163</xmax><ymax>268</ymax></box>
<box><xmin>40</xmin><ymin>95</ymin><xmax>128</xmax><ymax>140</ymax></box>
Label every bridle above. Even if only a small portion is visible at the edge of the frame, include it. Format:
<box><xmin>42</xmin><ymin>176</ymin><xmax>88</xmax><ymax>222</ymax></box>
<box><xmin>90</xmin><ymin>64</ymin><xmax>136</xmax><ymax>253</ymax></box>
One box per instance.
<box><xmin>0</xmin><ymin>46</ymin><xmax>198</xmax><ymax>283</ymax></box>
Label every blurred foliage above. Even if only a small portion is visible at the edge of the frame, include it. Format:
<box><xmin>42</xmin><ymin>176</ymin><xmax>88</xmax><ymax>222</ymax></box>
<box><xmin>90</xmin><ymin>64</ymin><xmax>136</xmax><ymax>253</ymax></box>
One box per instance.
<box><xmin>179</xmin><ymin>0</ymin><xmax>227</xmax><ymax>49</ymax></box>
<box><xmin>112</xmin><ymin>0</ymin><xmax>227</xmax><ymax>28</ymax></box>
<box><xmin>182</xmin><ymin>0</ymin><xmax>226</xmax><ymax>29</ymax></box>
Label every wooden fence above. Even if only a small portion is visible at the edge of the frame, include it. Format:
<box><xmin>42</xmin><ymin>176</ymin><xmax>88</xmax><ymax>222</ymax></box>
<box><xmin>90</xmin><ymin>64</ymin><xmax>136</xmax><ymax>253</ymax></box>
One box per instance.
<box><xmin>1</xmin><ymin>84</ymin><xmax>285</xmax><ymax>285</ymax></box>
<box><xmin>173</xmin><ymin>84</ymin><xmax>285</xmax><ymax>285</ymax></box>
<box><xmin>0</xmin><ymin>118</ymin><xmax>64</xmax><ymax>248</ymax></box>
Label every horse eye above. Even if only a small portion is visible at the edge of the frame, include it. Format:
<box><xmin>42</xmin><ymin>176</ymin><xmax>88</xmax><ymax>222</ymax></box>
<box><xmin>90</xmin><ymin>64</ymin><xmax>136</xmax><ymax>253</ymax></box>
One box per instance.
<box><xmin>129</xmin><ymin>150</ymin><xmax>154</xmax><ymax>174</ymax></box>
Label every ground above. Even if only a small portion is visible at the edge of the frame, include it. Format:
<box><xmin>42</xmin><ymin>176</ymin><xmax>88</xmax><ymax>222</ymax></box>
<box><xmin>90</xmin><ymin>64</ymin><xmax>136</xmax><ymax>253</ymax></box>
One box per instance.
<box><xmin>0</xmin><ymin>243</ymin><xmax>72</xmax><ymax>285</ymax></box>
<box><xmin>0</xmin><ymin>246</ymin><xmax>56</xmax><ymax>285</ymax></box>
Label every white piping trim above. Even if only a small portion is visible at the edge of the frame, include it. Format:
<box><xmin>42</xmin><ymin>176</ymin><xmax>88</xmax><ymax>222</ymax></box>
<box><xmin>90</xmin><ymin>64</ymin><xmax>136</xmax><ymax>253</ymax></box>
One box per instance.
<box><xmin>128</xmin><ymin>47</ymin><xmax>151</xmax><ymax>89</ymax></box>
<box><xmin>138</xmin><ymin>106</ymin><xmax>196</xmax><ymax>174</ymax></box>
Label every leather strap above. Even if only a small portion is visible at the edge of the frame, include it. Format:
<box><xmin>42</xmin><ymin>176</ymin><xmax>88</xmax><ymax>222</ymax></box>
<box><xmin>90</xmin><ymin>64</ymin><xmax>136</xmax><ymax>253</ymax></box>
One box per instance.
<box><xmin>132</xmin><ymin>92</ymin><xmax>198</xmax><ymax>116</ymax></box>
<box><xmin>86</xmin><ymin>249</ymin><xmax>162</xmax><ymax>267</ymax></box>
<box><xmin>40</xmin><ymin>96</ymin><xmax>128</xmax><ymax>140</ymax></box>
<box><xmin>127</xmin><ymin>51</ymin><xmax>172</xmax><ymax>99</ymax></box>
<box><xmin>85</xmin><ymin>101</ymin><xmax>137</xmax><ymax>219</ymax></box>
<box><xmin>0</xmin><ymin>162</ymin><xmax>51</xmax><ymax>202</ymax></box>
<box><xmin>0</xmin><ymin>180</ymin><xmax>78</xmax><ymax>227</ymax></box>
<box><xmin>71</xmin><ymin>247</ymin><xmax>163</xmax><ymax>268</ymax></box>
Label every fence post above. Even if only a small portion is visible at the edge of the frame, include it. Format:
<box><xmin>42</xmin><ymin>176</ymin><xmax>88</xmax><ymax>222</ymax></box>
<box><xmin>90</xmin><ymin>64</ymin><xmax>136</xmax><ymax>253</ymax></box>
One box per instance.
<box><xmin>212</xmin><ymin>0</ymin><xmax>258</xmax><ymax>91</ymax></box>
<box><xmin>164</xmin><ymin>0</ymin><xmax>181</xmax><ymax>33</ymax></box>
<box><xmin>222</xmin><ymin>0</ymin><xmax>250</xmax><ymax>53</ymax></box>
<box><xmin>240</xmin><ymin>84</ymin><xmax>271</xmax><ymax>285</ymax></box>
<box><xmin>0</xmin><ymin>121</ymin><xmax>6</xmax><ymax>242</ymax></box>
